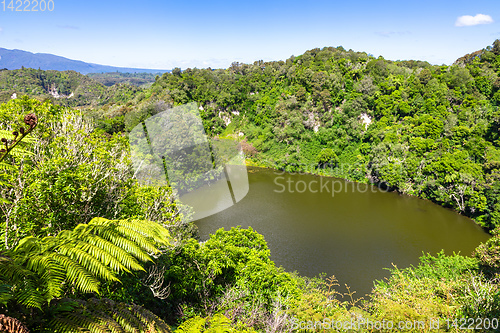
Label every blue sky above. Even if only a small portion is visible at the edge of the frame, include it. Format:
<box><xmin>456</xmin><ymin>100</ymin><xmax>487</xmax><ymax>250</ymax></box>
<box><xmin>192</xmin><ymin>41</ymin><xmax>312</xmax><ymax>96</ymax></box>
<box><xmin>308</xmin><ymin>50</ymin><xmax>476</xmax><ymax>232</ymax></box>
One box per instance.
<box><xmin>0</xmin><ymin>0</ymin><xmax>499</xmax><ymax>69</ymax></box>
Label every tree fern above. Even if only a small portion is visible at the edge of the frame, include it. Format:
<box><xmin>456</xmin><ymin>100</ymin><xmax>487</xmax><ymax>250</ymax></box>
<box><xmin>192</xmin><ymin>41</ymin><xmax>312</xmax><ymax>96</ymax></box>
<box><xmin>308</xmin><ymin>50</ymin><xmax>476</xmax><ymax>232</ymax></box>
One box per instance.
<box><xmin>0</xmin><ymin>217</ymin><xmax>172</xmax><ymax>309</ymax></box>
<box><xmin>49</xmin><ymin>298</ymin><xmax>172</xmax><ymax>333</ymax></box>
<box><xmin>0</xmin><ymin>113</ymin><xmax>38</xmax><ymax>165</ymax></box>
<box><xmin>0</xmin><ymin>113</ymin><xmax>38</xmax><ymax>246</ymax></box>
<box><xmin>0</xmin><ymin>130</ymin><xmax>34</xmax><ymax>161</ymax></box>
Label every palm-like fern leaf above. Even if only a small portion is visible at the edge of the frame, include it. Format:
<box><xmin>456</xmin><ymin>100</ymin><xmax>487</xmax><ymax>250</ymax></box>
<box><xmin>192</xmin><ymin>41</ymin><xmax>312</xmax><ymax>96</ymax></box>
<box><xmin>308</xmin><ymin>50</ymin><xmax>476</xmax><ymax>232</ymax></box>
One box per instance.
<box><xmin>51</xmin><ymin>253</ymin><xmax>102</xmax><ymax>294</ymax></box>
<box><xmin>0</xmin><ymin>130</ymin><xmax>35</xmax><ymax>159</ymax></box>
<box><xmin>56</xmin><ymin>244</ymin><xmax>120</xmax><ymax>282</ymax></box>
<box><xmin>73</xmin><ymin>235</ymin><xmax>141</xmax><ymax>272</ymax></box>
<box><xmin>0</xmin><ymin>255</ymin><xmax>46</xmax><ymax>308</ymax></box>
<box><xmin>0</xmin><ymin>218</ymin><xmax>172</xmax><ymax>309</ymax></box>
<box><xmin>50</xmin><ymin>298</ymin><xmax>172</xmax><ymax>333</ymax></box>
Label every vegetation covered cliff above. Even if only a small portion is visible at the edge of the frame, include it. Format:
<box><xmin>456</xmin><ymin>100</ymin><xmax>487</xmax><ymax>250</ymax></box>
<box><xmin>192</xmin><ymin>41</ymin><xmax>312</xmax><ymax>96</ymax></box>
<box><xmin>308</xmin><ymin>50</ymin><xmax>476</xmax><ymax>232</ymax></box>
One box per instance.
<box><xmin>2</xmin><ymin>41</ymin><xmax>500</xmax><ymax>332</ymax></box>
<box><xmin>119</xmin><ymin>39</ymin><xmax>500</xmax><ymax>231</ymax></box>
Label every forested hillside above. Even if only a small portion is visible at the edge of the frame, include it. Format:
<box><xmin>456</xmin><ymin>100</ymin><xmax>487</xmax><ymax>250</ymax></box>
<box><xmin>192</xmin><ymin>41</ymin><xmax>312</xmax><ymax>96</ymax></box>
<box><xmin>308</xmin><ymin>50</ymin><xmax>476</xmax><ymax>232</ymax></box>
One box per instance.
<box><xmin>114</xmin><ymin>40</ymin><xmax>500</xmax><ymax>231</ymax></box>
<box><xmin>0</xmin><ymin>68</ymin><xmax>141</xmax><ymax>107</ymax></box>
<box><xmin>2</xmin><ymin>41</ymin><xmax>500</xmax><ymax>332</ymax></box>
<box><xmin>87</xmin><ymin>72</ymin><xmax>160</xmax><ymax>87</ymax></box>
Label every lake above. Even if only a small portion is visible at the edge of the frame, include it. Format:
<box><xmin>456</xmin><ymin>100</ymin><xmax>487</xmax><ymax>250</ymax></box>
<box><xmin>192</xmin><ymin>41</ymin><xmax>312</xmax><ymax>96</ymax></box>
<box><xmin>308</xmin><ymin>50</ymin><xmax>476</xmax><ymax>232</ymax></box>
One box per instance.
<box><xmin>188</xmin><ymin>167</ymin><xmax>490</xmax><ymax>297</ymax></box>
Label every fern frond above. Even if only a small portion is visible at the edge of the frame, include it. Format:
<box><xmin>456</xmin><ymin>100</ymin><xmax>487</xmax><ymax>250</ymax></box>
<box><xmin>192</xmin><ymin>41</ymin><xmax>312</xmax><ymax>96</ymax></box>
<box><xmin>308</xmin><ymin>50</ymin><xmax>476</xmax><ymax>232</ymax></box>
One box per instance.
<box><xmin>0</xmin><ymin>130</ymin><xmax>35</xmax><ymax>166</ymax></box>
<box><xmin>13</xmin><ymin>236</ymin><xmax>44</xmax><ymax>255</ymax></box>
<box><xmin>74</xmin><ymin>239</ymin><xmax>131</xmax><ymax>273</ymax></box>
<box><xmin>53</xmin><ymin>313</ymin><xmax>110</xmax><ymax>333</ymax></box>
<box><xmin>208</xmin><ymin>314</ymin><xmax>232</xmax><ymax>329</ymax></box>
<box><xmin>57</xmin><ymin>243</ymin><xmax>119</xmax><ymax>282</ymax></box>
<box><xmin>14</xmin><ymin>278</ymin><xmax>45</xmax><ymax>309</ymax></box>
<box><xmin>115</xmin><ymin>225</ymin><xmax>159</xmax><ymax>253</ymax></box>
<box><xmin>75</xmin><ymin>233</ymin><xmax>143</xmax><ymax>272</ymax></box>
<box><xmin>50</xmin><ymin>253</ymin><xmax>101</xmax><ymax>294</ymax></box>
<box><xmin>71</xmin><ymin>221</ymin><xmax>152</xmax><ymax>264</ymax></box>
<box><xmin>130</xmin><ymin>304</ymin><xmax>171</xmax><ymax>333</ymax></box>
<box><xmin>117</xmin><ymin>219</ymin><xmax>172</xmax><ymax>247</ymax></box>
<box><xmin>91</xmin><ymin>218</ymin><xmax>172</xmax><ymax>249</ymax></box>
<box><xmin>1</xmin><ymin>147</ymin><xmax>34</xmax><ymax>158</ymax></box>
<box><xmin>50</xmin><ymin>298</ymin><xmax>172</xmax><ymax>333</ymax></box>
<box><xmin>0</xmin><ymin>130</ymin><xmax>35</xmax><ymax>144</ymax></box>
<box><xmin>0</xmin><ymin>162</ymin><xmax>16</xmax><ymax>172</ymax></box>
<box><xmin>0</xmin><ymin>217</ymin><xmax>172</xmax><ymax>309</ymax></box>
<box><xmin>91</xmin><ymin>225</ymin><xmax>153</xmax><ymax>263</ymax></box>
<box><xmin>174</xmin><ymin>316</ymin><xmax>206</xmax><ymax>333</ymax></box>
<box><xmin>24</xmin><ymin>254</ymin><xmax>66</xmax><ymax>300</ymax></box>
<box><xmin>0</xmin><ymin>255</ymin><xmax>33</xmax><ymax>282</ymax></box>
<box><xmin>0</xmin><ymin>284</ymin><xmax>13</xmax><ymax>306</ymax></box>
<box><xmin>0</xmin><ymin>256</ymin><xmax>45</xmax><ymax>308</ymax></box>
<box><xmin>110</xmin><ymin>304</ymin><xmax>142</xmax><ymax>333</ymax></box>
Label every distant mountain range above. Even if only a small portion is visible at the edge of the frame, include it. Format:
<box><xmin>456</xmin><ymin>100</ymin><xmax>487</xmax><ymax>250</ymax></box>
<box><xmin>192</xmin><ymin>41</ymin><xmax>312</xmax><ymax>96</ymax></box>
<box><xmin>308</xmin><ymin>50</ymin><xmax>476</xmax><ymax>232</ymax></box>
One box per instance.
<box><xmin>0</xmin><ymin>48</ymin><xmax>169</xmax><ymax>74</ymax></box>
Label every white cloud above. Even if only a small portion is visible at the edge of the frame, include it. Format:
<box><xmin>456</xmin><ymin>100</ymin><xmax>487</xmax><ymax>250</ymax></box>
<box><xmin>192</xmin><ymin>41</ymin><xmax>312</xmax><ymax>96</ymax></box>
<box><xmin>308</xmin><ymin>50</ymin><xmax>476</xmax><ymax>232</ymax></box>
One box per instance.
<box><xmin>455</xmin><ymin>14</ymin><xmax>493</xmax><ymax>27</ymax></box>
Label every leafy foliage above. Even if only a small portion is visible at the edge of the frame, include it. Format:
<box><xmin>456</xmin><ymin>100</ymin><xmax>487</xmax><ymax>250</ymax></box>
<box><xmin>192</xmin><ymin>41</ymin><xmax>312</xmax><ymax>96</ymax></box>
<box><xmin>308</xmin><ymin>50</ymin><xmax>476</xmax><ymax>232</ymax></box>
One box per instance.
<box><xmin>87</xmin><ymin>72</ymin><xmax>159</xmax><ymax>87</ymax></box>
<box><xmin>0</xmin><ymin>68</ymin><xmax>141</xmax><ymax>108</ymax></box>
<box><xmin>4</xmin><ymin>41</ymin><xmax>500</xmax><ymax>331</ymax></box>
<box><xmin>93</xmin><ymin>39</ymin><xmax>500</xmax><ymax>231</ymax></box>
<box><xmin>0</xmin><ymin>99</ymin><xmax>190</xmax><ymax>250</ymax></box>
<box><xmin>369</xmin><ymin>251</ymin><xmax>500</xmax><ymax>327</ymax></box>
<box><xmin>165</xmin><ymin>227</ymin><xmax>300</xmax><ymax>312</ymax></box>
<box><xmin>0</xmin><ymin>217</ymin><xmax>171</xmax><ymax>309</ymax></box>
<box><xmin>50</xmin><ymin>297</ymin><xmax>171</xmax><ymax>333</ymax></box>
<box><xmin>174</xmin><ymin>314</ymin><xmax>257</xmax><ymax>333</ymax></box>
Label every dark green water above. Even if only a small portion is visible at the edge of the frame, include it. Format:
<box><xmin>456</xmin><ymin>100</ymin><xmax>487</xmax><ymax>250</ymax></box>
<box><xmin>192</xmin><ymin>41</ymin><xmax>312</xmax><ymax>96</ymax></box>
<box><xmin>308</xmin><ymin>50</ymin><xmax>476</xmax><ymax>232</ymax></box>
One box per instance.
<box><xmin>191</xmin><ymin>167</ymin><xmax>490</xmax><ymax>297</ymax></box>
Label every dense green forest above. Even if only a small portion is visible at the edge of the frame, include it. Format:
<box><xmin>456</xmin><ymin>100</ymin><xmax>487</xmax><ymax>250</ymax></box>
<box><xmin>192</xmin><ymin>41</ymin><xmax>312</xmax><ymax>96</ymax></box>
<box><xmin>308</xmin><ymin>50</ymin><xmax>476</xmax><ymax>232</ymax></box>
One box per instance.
<box><xmin>122</xmin><ymin>39</ymin><xmax>500</xmax><ymax>231</ymax></box>
<box><xmin>0</xmin><ymin>68</ymin><xmax>141</xmax><ymax>107</ymax></box>
<box><xmin>2</xmin><ymin>41</ymin><xmax>500</xmax><ymax>332</ymax></box>
<box><xmin>87</xmin><ymin>72</ymin><xmax>160</xmax><ymax>87</ymax></box>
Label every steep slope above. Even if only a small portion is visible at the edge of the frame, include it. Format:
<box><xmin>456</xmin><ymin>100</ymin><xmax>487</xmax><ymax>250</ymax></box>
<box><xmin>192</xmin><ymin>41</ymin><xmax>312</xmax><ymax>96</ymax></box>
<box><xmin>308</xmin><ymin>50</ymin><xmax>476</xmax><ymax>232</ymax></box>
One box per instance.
<box><xmin>116</xmin><ymin>40</ymin><xmax>500</xmax><ymax>231</ymax></box>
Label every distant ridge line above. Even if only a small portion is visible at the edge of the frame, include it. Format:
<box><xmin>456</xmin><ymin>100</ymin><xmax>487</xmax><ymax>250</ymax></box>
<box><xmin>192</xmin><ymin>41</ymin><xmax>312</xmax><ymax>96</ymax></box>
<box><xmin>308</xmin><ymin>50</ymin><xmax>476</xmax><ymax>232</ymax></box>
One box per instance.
<box><xmin>0</xmin><ymin>48</ymin><xmax>170</xmax><ymax>74</ymax></box>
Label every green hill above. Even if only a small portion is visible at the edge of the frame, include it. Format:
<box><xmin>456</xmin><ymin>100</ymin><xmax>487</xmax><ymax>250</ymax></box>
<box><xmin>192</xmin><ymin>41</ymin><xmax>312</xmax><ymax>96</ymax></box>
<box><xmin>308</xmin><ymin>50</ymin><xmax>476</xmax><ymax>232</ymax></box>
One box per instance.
<box><xmin>3</xmin><ymin>40</ymin><xmax>500</xmax><ymax>332</ymax></box>
<box><xmin>114</xmin><ymin>40</ymin><xmax>500</xmax><ymax>230</ymax></box>
<box><xmin>0</xmin><ymin>67</ymin><xmax>141</xmax><ymax>107</ymax></box>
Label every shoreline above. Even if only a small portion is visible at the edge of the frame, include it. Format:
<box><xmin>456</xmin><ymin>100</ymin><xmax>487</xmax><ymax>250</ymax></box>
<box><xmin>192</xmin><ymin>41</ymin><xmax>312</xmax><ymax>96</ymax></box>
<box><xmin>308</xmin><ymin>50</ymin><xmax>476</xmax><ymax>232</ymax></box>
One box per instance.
<box><xmin>243</xmin><ymin>157</ymin><xmax>490</xmax><ymax>234</ymax></box>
